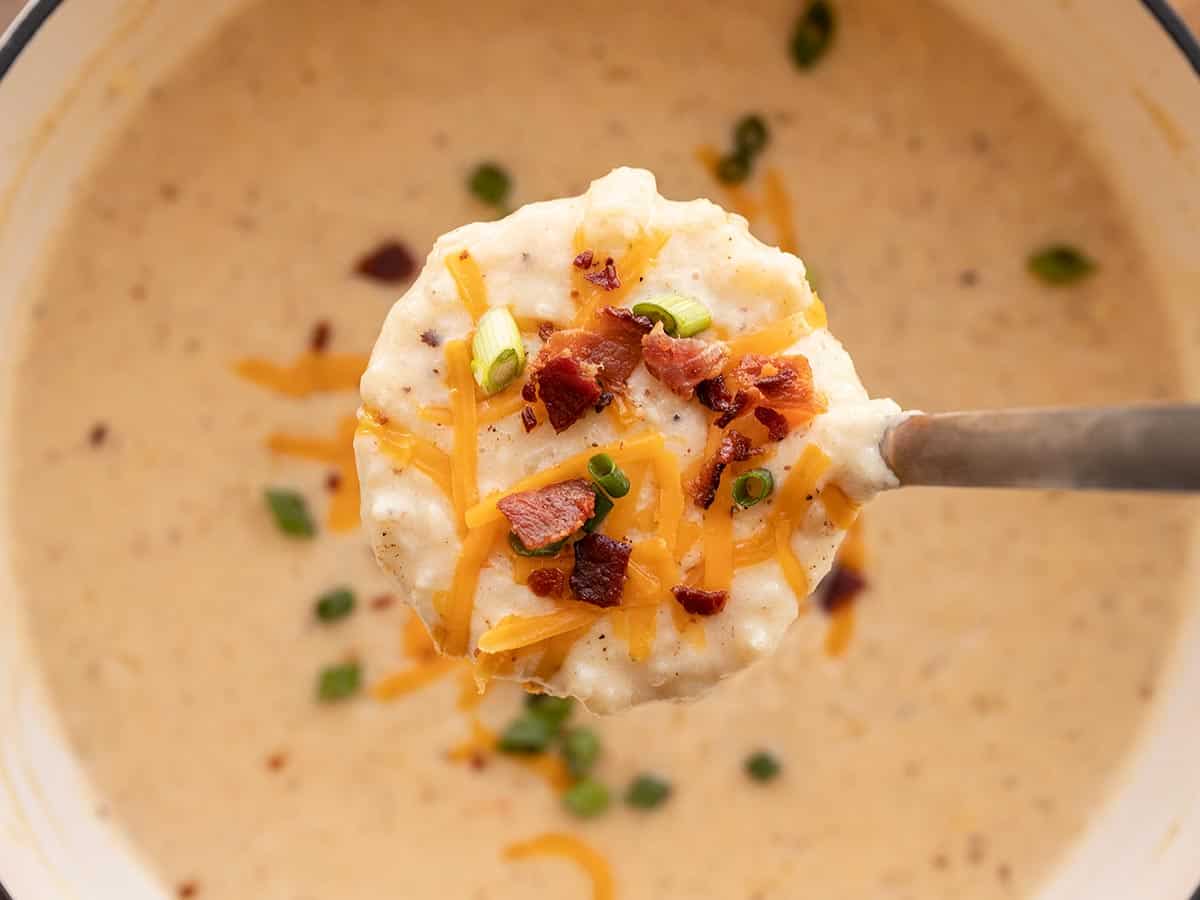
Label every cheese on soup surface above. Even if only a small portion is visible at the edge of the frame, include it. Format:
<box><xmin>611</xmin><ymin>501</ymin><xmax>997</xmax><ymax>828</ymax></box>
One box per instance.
<box><xmin>356</xmin><ymin>168</ymin><xmax>901</xmax><ymax>711</ymax></box>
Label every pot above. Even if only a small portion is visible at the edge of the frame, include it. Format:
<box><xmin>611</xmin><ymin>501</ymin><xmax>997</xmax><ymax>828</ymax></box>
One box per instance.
<box><xmin>1</xmin><ymin>1</ymin><xmax>1198</xmax><ymax>897</ymax></box>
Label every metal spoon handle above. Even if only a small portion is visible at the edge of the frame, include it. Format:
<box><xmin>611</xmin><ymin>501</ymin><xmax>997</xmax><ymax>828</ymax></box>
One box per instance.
<box><xmin>880</xmin><ymin>405</ymin><xmax>1200</xmax><ymax>492</ymax></box>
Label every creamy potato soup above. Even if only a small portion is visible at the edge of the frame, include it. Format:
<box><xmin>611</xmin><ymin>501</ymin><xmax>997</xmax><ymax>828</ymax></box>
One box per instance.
<box><xmin>5</xmin><ymin>0</ymin><xmax>1192</xmax><ymax>898</ymax></box>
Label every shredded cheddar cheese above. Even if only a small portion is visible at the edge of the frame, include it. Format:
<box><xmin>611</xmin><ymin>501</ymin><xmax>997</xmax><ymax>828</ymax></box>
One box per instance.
<box><xmin>266</xmin><ymin>415</ymin><xmax>359</xmax><ymax>531</ymax></box>
<box><xmin>444</xmin><ymin>250</ymin><xmax>489</xmax><ymax>322</ymax></box>
<box><xmin>439</xmin><ymin>519</ymin><xmax>506</xmax><ymax>656</ymax></box>
<box><xmin>571</xmin><ymin>229</ymin><xmax>670</xmax><ymax>326</ymax></box>
<box><xmin>725</xmin><ymin>307</ymin><xmax>821</xmax><ymax>359</ymax></box>
<box><xmin>234</xmin><ymin>351</ymin><xmax>368</xmax><ymax>398</ymax></box>
<box><xmin>355</xmin><ymin>409</ymin><xmax>455</xmax><ymax>505</ymax></box>
<box><xmin>478</xmin><ymin>603</ymin><xmax>604</xmax><ymax>654</ymax></box>
<box><xmin>371</xmin><ymin>658</ymin><xmax>459</xmax><ymax>700</ymax></box>
<box><xmin>445</xmin><ymin>339</ymin><xmax>480</xmax><ymax>529</ymax></box>
<box><xmin>824</xmin><ymin>603</ymin><xmax>856</xmax><ymax>657</ymax></box>
<box><xmin>763</xmin><ymin>167</ymin><xmax>798</xmax><ymax>256</ymax></box>
<box><xmin>504</xmin><ymin>833</ymin><xmax>615</xmax><ymax>900</ymax></box>
<box><xmin>695</xmin><ymin>145</ymin><xmax>760</xmax><ymax>221</ymax></box>
<box><xmin>418</xmin><ymin>383</ymin><xmax>525</xmax><ymax>428</ymax></box>
<box><xmin>820</xmin><ymin>482</ymin><xmax>860</xmax><ymax>530</ymax></box>
<box><xmin>653</xmin><ymin>449</ymin><xmax>685</xmax><ymax>556</ymax></box>
<box><xmin>466</xmin><ymin>432</ymin><xmax>664</xmax><ymax>528</ymax></box>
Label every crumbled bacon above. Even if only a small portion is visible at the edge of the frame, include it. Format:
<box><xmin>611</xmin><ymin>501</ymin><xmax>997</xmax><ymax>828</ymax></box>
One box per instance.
<box><xmin>688</xmin><ymin>430</ymin><xmax>762</xmax><ymax>509</ymax></box>
<box><xmin>814</xmin><ymin>564</ymin><xmax>867</xmax><ymax>613</ymax></box>
<box><xmin>671</xmin><ymin>585</ymin><xmax>728</xmax><ymax>616</ymax></box>
<box><xmin>530</xmin><ymin>356</ymin><xmax>602</xmax><ymax>432</ymax></box>
<box><xmin>572</xmin><ymin>249</ymin><xmax>595</xmax><ymax>269</ymax></box>
<box><xmin>583</xmin><ymin>257</ymin><xmax>620</xmax><ymax>291</ymax></box>
<box><xmin>527</xmin><ymin>568</ymin><xmax>566</xmax><ymax>597</ymax></box>
<box><xmin>569</xmin><ymin>533</ymin><xmax>632</xmax><ymax>608</ymax></box>
<box><xmin>537</xmin><ymin>321</ymin><xmax>556</xmax><ymax>341</ymax></box>
<box><xmin>731</xmin><ymin>354</ymin><xmax>821</xmax><ymax>411</ymax></box>
<box><xmin>754</xmin><ymin>406</ymin><xmax>790</xmax><ymax>441</ymax></box>
<box><xmin>594</xmin><ymin>391</ymin><xmax>614</xmax><ymax>413</ymax></box>
<box><xmin>420</xmin><ymin>329</ymin><xmax>441</xmax><ymax>348</ymax></box>
<box><xmin>695</xmin><ymin>376</ymin><xmax>752</xmax><ymax>426</ymax></box>
<box><xmin>641</xmin><ymin>324</ymin><xmax>730</xmax><ymax>397</ymax></box>
<box><xmin>497</xmin><ymin>478</ymin><xmax>596</xmax><ymax>550</ymax></box>
<box><xmin>521</xmin><ymin>406</ymin><xmax>538</xmax><ymax>432</ymax></box>
<box><xmin>355</xmin><ymin>239</ymin><xmax>416</xmax><ymax>283</ymax></box>
<box><xmin>521</xmin><ymin>381</ymin><xmax>537</xmax><ymax>402</ymax></box>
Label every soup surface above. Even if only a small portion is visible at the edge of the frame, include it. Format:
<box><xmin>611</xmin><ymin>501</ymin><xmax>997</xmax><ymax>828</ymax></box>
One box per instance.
<box><xmin>6</xmin><ymin>0</ymin><xmax>1194</xmax><ymax>898</ymax></box>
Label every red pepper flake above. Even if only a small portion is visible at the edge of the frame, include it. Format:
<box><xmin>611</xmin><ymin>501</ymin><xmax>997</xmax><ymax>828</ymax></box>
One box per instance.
<box><xmin>537</xmin><ymin>321</ymin><xmax>557</xmax><ymax>341</ymax></box>
<box><xmin>370</xmin><ymin>593</ymin><xmax>396</xmax><ymax>611</ymax></box>
<box><xmin>420</xmin><ymin>329</ymin><xmax>442</xmax><ymax>348</ymax></box>
<box><xmin>583</xmin><ymin>257</ymin><xmax>620</xmax><ymax>291</ymax></box>
<box><xmin>569</xmin><ymin>533</ymin><xmax>632</xmax><ymax>608</ymax></box>
<box><xmin>309</xmin><ymin>320</ymin><xmax>332</xmax><ymax>353</ymax></box>
<box><xmin>815</xmin><ymin>564</ymin><xmax>867</xmax><ymax>613</ymax></box>
<box><xmin>572</xmin><ymin>249</ymin><xmax>595</xmax><ymax>269</ymax></box>
<box><xmin>671</xmin><ymin>585</ymin><xmax>728</xmax><ymax>616</ymax></box>
<box><xmin>325</xmin><ymin>470</ymin><xmax>342</xmax><ymax>492</ymax></box>
<box><xmin>754</xmin><ymin>406</ymin><xmax>790</xmax><ymax>441</ymax></box>
<box><xmin>87</xmin><ymin>422</ymin><xmax>109</xmax><ymax>447</ymax></box>
<box><xmin>176</xmin><ymin>882</ymin><xmax>199</xmax><ymax>899</ymax></box>
<box><xmin>468</xmin><ymin>752</ymin><xmax>489</xmax><ymax>770</ymax></box>
<box><xmin>265</xmin><ymin>751</ymin><xmax>288</xmax><ymax>771</ymax></box>
<box><xmin>355</xmin><ymin>240</ymin><xmax>416</xmax><ymax>284</ymax></box>
<box><xmin>527</xmin><ymin>568</ymin><xmax>566</xmax><ymax>597</ymax></box>
<box><xmin>521</xmin><ymin>406</ymin><xmax>538</xmax><ymax>432</ymax></box>
<box><xmin>498</xmin><ymin>478</ymin><xmax>596</xmax><ymax>550</ymax></box>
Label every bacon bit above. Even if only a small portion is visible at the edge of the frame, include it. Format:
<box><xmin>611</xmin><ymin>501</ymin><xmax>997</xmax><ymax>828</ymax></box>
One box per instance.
<box><xmin>583</xmin><ymin>257</ymin><xmax>620</xmax><ymax>291</ymax></box>
<box><xmin>695</xmin><ymin>375</ymin><xmax>752</xmax><ymax>427</ymax></box>
<box><xmin>521</xmin><ymin>406</ymin><xmax>538</xmax><ymax>432</ymax></box>
<box><xmin>537</xmin><ymin>321</ymin><xmax>557</xmax><ymax>341</ymax></box>
<box><xmin>309</xmin><ymin>320</ymin><xmax>332</xmax><ymax>353</ymax></box>
<box><xmin>532</xmin><ymin>356</ymin><xmax>602</xmax><ymax>432</ymax></box>
<box><xmin>572</xmin><ymin>249</ymin><xmax>595</xmax><ymax>269</ymax></box>
<box><xmin>87</xmin><ymin>422</ymin><xmax>109</xmax><ymax>447</ymax></box>
<box><xmin>325</xmin><ymin>470</ymin><xmax>342</xmax><ymax>491</ymax></box>
<box><xmin>594</xmin><ymin>391</ymin><xmax>614</xmax><ymax>413</ymax></box>
<box><xmin>176</xmin><ymin>882</ymin><xmax>199</xmax><ymax>899</ymax></box>
<box><xmin>497</xmin><ymin>478</ymin><xmax>596</xmax><ymax>549</ymax></box>
<box><xmin>688</xmin><ymin>430</ymin><xmax>762</xmax><ymax>509</ymax></box>
<box><xmin>754</xmin><ymin>406</ymin><xmax>790</xmax><ymax>441</ymax></box>
<box><xmin>732</xmin><ymin>354</ymin><xmax>820</xmax><ymax>411</ymax></box>
<box><xmin>354</xmin><ymin>240</ymin><xmax>416</xmax><ymax>284</ymax></box>
<box><xmin>671</xmin><ymin>585</ymin><xmax>728</xmax><ymax>616</ymax></box>
<box><xmin>641</xmin><ymin>323</ymin><xmax>730</xmax><ymax>397</ymax></box>
<box><xmin>569</xmin><ymin>533</ymin><xmax>632</xmax><ymax>608</ymax></box>
<box><xmin>527</xmin><ymin>568</ymin><xmax>566</xmax><ymax>597</ymax></box>
<box><xmin>265</xmin><ymin>751</ymin><xmax>288</xmax><ymax>771</ymax></box>
<box><xmin>420</xmin><ymin>329</ymin><xmax>442</xmax><ymax>348</ymax></box>
<box><xmin>521</xmin><ymin>381</ymin><xmax>537</xmax><ymax>402</ymax></box>
<box><xmin>815</xmin><ymin>564</ymin><xmax>867</xmax><ymax>613</ymax></box>
<box><xmin>370</xmin><ymin>593</ymin><xmax>396</xmax><ymax>611</ymax></box>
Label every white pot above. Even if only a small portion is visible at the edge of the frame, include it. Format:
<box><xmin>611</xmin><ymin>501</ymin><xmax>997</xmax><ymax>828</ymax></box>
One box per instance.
<box><xmin>1</xmin><ymin>1</ymin><xmax>1198</xmax><ymax>897</ymax></box>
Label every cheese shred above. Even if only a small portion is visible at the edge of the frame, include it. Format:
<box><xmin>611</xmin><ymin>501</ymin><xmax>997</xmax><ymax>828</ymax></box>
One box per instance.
<box><xmin>504</xmin><ymin>833</ymin><xmax>615</xmax><ymax>900</ymax></box>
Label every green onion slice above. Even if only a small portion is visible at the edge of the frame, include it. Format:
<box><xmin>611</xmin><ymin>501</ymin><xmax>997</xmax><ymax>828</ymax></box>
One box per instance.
<box><xmin>587</xmin><ymin>453</ymin><xmax>631</xmax><ymax>498</ymax></box>
<box><xmin>561</xmin><ymin>727</ymin><xmax>602</xmax><ymax>778</ymax></box>
<box><xmin>497</xmin><ymin>714</ymin><xmax>556</xmax><ymax>754</ymax></box>
<box><xmin>745</xmin><ymin>750</ymin><xmax>782</xmax><ymax>782</ymax></box>
<box><xmin>316</xmin><ymin>662</ymin><xmax>361</xmax><ymax>702</ymax></box>
<box><xmin>562</xmin><ymin>777</ymin><xmax>611</xmax><ymax>818</ymax></box>
<box><xmin>715</xmin><ymin>150</ymin><xmax>752</xmax><ymax>185</ymax></box>
<box><xmin>508</xmin><ymin>531</ymin><xmax>566</xmax><ymax>558</ymax></box>
<box><xmin>791</xmin><ymin>0</ymin><xmax>835</xmax><ymax>69</ymax></box>
<box><xmin>524</xmin><ymin>693</ymin><xmax>575</xmax><ymax>729</ymax></box>
<box><xmin>631</xmin><ymin>294</ymin><xmax>712</xmax><ymax>338</ymax></box>
<box><xmin>625</xmin><ymin>773</ymin><xmax>672</xmax><ymax>809</ymax></box>
<box><xmin>582</xmin><ymin>487</ymin><xmax>614</xmax><ymax>533</ymax></box>
<box><xmin>468</xmin><ymin>162</ymin><xmax>512</xmax><ymax>208</ymax></box>
<box><xmin>265</xmin><ymin>488</ymin><xmax>316</xmax><ymax>538</ymax></box>
<box><xmin>1028</xmin><ymin>244</ymin><xmax>1096</xmax><ymax>285</ymax></box>
<box><xmin>471</xmin><ymin>307</ymin><xmax>526</xmax><ymax>394</ymax></box>
<box><xmin>733</xmin><ymin>114</ymin><xmax>769</xmax><ymax>156</ymax></box>
<box><xmin>315</xmin><ymin>587</ymin><xmax>355</xmax><ymax>622</ymax></box>
<box><xmin>732</xmin><ymin>468</ymin><xmax>775</xmax><ymax>508</ymax></box>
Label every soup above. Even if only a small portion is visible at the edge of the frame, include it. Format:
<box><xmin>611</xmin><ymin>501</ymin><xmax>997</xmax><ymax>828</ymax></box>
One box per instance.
<box><xmin>6</xmin><ymin>0</ymin><xmax>1192</xmax><ymax>897</ymax></box>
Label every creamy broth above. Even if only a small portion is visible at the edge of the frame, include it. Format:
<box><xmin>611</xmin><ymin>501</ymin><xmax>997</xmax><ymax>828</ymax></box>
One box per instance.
<box><xmin>5</xmin><ymin>0</ymin><xmax>1193</xmax><ymax>898</ymax></box>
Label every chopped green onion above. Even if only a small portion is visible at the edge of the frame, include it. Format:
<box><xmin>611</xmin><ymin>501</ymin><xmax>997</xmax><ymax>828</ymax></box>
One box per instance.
<box><xmin>733</xmin><ymin>115</ymin><xmax>769</xmax><ymax>156</ymax></box>
<box><xmin>468</xmin><ymin>162</ymin><xmax>511</xmax><ymax>208</ymax></box>
<box><xmin>561</xmin><ymin>727</ymin><xmax>602</xmax><ymax>778</ymax></box>
<box><xmin>790</xmin><ymin>0</ymin><xmax>835</xmax><ymax>69</ymax></box>
<box><xmin>497</xmin><ymin>714</ymin><xmax>556</xmax><ymax>754</ymax></box>
<box><xmin>525</xmin><ymin>693</ymin><xmax>575</xmax><ymax>730</ymax></box>
<box><xmin>745</xmin><ymin>750</ymin><xmax>782</xmax><ymax>782</ymax></box>
<box><xmin>582</xmin><ymin>487</ymin><xmax>614</xmax><ymax>533</ymax></box>
<box><xmin>265</xmin><ymin>488</ymin><xmax>316</xmax><ymax>538</ymax></box>
<box><xmin>625</xmin><ymin>773</ymin><xmax>672</xmax><ymax>809</ymax></box>
<box><xmin>732</xmin><ymin>468</ymin><xmax>775</xmax><ymax>509</ymax></box>
<box><xmin>508</xmin><ymin>531</ymin><xmax>566</xmax><ymax>558</ymax></box>
<box><xmin>316</xmin><ymin>662</ymin><xmax>360</xmax><ymax>702</ymax></box>
<box><xmin>471</xmin><ymin>307</ymin><xmax>526</xmax><ymax>394</ymax></box>
<box><xmin>715</xmin><ymin>150</ymin><xmax>752</xmax><ymax>185</ymax></box>
<box><xmin>562</xmin><ymin>777</ymin><xmax>611</xmax><ymax>818</ymax></box>
<box><xmin>1028</xmin><ymin>244</ymin><xmax>1096</xmax><ymax>285</ymax></box>
<box><xmin>631</xmin><ymin>294</ymin><xmax>713</xmax><ymax>338</ymax></box>
<box><xmin>314</xmin><ymin>587</ymin><xmax>355</xmax><ymax>622</ymax></box>
<box><xmin>587</xmin><ymin>454</ymin><xmax>631</xmax><ymax>498</ymax></box>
